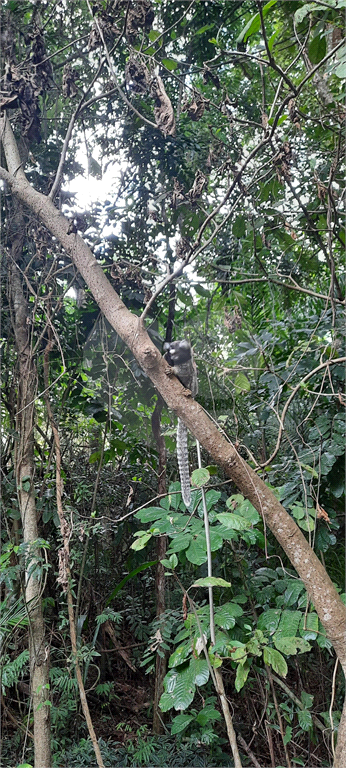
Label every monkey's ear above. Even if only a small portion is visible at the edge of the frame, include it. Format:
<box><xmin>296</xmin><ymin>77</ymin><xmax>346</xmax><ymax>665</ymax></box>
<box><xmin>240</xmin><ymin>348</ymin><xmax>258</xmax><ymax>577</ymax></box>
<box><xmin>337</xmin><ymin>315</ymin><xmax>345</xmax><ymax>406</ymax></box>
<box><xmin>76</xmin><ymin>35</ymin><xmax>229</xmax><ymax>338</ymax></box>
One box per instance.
<box><xmin>179</xmin><ymin>340</ymin><xmax>190</xmax><ymax>349</ymax></box>
<box><xmin>163</xmin><ymin>342</ymin><xmax>170</xmax><ymax>353</ymax></box>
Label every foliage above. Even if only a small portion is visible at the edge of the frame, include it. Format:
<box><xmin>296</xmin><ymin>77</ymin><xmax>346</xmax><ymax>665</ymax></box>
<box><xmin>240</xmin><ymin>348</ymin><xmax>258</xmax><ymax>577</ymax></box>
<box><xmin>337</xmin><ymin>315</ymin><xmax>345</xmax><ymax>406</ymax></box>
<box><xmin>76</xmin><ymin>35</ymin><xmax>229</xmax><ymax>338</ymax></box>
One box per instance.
<box><xmin>0</xmin><ymin>0</ymin><xmax>344</xmax><ymax>765</ymax></box>
<box><xmin>51</xmin><ymin>730</ymin><xmax>232</xmax><ymax>767</ymax></box>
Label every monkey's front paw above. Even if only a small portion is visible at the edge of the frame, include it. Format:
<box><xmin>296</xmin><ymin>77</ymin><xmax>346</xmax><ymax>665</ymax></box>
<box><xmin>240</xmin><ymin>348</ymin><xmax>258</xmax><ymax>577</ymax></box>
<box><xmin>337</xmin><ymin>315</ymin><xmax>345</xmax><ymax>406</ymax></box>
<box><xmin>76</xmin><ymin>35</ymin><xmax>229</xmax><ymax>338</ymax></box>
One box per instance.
<box><xmin>165</xmin><ymin>366</ymin><xmax>174</xmax><ymax>376</ymax></box>
<box><xmin>182</xmin><ymin>388</ymin><xmax>192</xmax><ymax>397</ymax></box>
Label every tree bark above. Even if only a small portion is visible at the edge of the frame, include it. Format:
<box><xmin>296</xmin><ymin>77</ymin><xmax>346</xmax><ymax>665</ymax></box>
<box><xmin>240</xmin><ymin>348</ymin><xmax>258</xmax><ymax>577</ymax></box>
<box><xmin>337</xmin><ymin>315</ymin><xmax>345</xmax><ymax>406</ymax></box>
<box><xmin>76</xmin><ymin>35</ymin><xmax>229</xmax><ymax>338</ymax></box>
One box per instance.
<box><xmin>10</xmin><ymin>253</ymin><xmax>51</xmax><ymax>768</ymax></box>
<box><xmin>1</xmin><ymin>114</ymin><xmax>345</xmax><ymax>765</ymax></box>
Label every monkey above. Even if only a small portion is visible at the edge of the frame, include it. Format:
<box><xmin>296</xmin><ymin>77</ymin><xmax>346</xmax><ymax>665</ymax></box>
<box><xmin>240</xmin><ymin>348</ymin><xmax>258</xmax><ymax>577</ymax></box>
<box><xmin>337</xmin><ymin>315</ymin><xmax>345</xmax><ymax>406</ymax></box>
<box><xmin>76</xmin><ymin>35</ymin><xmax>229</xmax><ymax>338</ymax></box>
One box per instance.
<box><xmin>163</xmin><ymin>340</ymin><xmax>198</xmax><ymax>507</ymax></box>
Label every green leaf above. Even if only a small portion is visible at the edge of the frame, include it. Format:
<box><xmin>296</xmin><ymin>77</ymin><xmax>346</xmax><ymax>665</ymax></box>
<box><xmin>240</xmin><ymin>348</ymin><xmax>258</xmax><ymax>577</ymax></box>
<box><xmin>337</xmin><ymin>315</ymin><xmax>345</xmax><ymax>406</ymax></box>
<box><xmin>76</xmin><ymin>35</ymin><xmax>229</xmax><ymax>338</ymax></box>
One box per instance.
<box><xmin>195</xmin><ymin>23</ymin><xmax>215</xmax><ymax>35</ymax></box>
<box><xmin>159</xmin><ymin>691</ymin><xmax>175</xmax><ymax>712</ymax></box>
<box><xmin>190</xmin><ymin>657</ymin><xmax>210</xmax><ymax>686</ymax></box>
<box><xmin>216</xmin><ymin>513</ymin><xmax>251</xmax><ymax>530</ymax></box>
<box><xmin>168</xmin><ymin>533</ymin><xmax>192</xmax><ymax>552</ymax></box>
<box><xmin>301</xmin><ymin>691</ymin><xmax>314</xmax><ymax>709</ymax></box>
<box><xmin>169</xmin><ymin>643</ymin><xmax>192</xmax><ymax>668</ymax></box>
<box><xmin>205</xmin><ymin>489</ymin><xmax>222</xmax><ymax>509</ymax></box>
<box><xmin>294</xmin><ymin>3</ymin><xmax>318</xmax><ymax>25</ymax></box>
<box><xmin>16</xmin><ymin>764</ymin><xmax>33</xmax><ymax>768</ymax></box>
<box><xmin>308</xmin><ymin>35</ymin><xmax>327</xmax><ymax>65</ymax></box>
<box><xmin>299</xmin><ymin>612</ymin><xmax>318</xmax><ymax>640</ymax></box>
<box><xmin>335</xmin><ymin>61</ymin><xmax>346</xmax><ymax>78</ymax></box>
<box><xmin>235</xmin><ymin>660</ymin><xmax>250</xmax><ymax>691</ymax></box>
<box><xmin>171</xmin><ymin>713</ymin><xmax>194</xmax><ymax>734</ymax></box>
<box><xmin>214</xmin><ymin>602</ymin><xmax>243</xmax><ymax>629</ymax></box>
<box><xmin>234</xmin><ymin>373</ymin><xmax>251</xmax><ymax>393</ymax></box>
<box><xmin>185</xmin><ymin>538</ymin><xmax>207</xmax><ymax>566</ymax></box>
<box><xmin>148</xmin><ymin>29</ymin><xmax>161</xmax><ymax>41</ymax></box>
<box><xmin>162</xmin><ymin>58</ymin><xmax>178</xmax><ymax>71</ymax></box>
<box><xmin>273</xmin><ymin>635</ymin><xmax>311</xmax><ymax>655</ymax></box>
<box><xmin>196</xmin><ymin>704</ymin><xmax>221</xmax><ymax>727</ymax></box>
<box><xmin>232</xmin><ymin>216</ymin><xmax>246</xmax><ymax>238</ymax></box>
<box><xmin>263</xmin><ymin>647</ymin><xmax>288</xmax><ymax>676</ymax></box>
<box><xmin>209</xmin><ymin>528</ymin><xmax>224</xmax><ymax>550</ymax></box>
<box><xmin>283</xmin><ymin>581</ymin><xmax>305</xmax><ymax>607</ymax></box>
<box><xmin>298</xmin><ymin>516</ymin><xmax>315</xmax><ymax>532</ymax></box>
<box><xmin>300</xmin><ymin>463</ymin><xmax>318</xmax><ymax>478</ymax></box>
<box><xmin>277</xmin><ymin>610</ymin><xmax>301</xmax><ymax>637</ymax></box>
<box><xmin>320</xmin><ymin>451</ymin><xmax>337</xmax><ymax>475</ymax></box>
<box><xmin>162</xmin><ymin>666</ymin><xmax>195</xmax><ymax>711</ymax></box>
<box><xmin>196</xmin><ymin>705</ymin><xmax>221</xmax><ymax>726</ymax></box>
<box><xmin>192</xmin><ymin>577</ymin><xmax>232</xmax><ymax>588</ymax></box>
<box><xmin>268</xmin><ymin>29</ymin><xmax>279</xmax><ymax>52</ymax></box>
<box><xmin>291</xmin><ymin>504</ymin><xmax>305</xmax><ymax>520</ymax></box>
<box><xmin>283</xmin><ymin>725</ymin><xmax>292</xmax><ymax>745</ymax></box>
<box><xmin>298</xmin><ymin>708</ymin><xmax>313</xmax><ymax>731</ymax></box>
<box><xmin>135</xmin><ymin>506</ymin><xmax>166</xmax><ymax>522</ymax></box>
<box><xmin>236</xmin><ymin>0</ymin><xmax>277</xmax><ymax>44</ymax></box>
<box><xmin>191</xmin><ymin>468</ymin><xmax>210</xmax><ymax>487</ymax></box>
<box><xmin>194</xmin><ymin>284</ymin><xmax>211</xmax><ymax>297</ymax></box>
<box><xmin>130</xmin><ymin>533</ymin><xmax>152</xmax><ymax>550</ymax></box>
<box><xmin>257</xmin><ymin>608</ymin><xmax>281</xmax><ymax>635</ymax></box>
<box><xmin>105</xmin><ymin>561</ymin><xmax>157</xmax><ymax>606</ymax></box>
<box><xmin>161</xmin><ymin>553</ymin><xmax>178</xmax><ymax>570</ymax></box>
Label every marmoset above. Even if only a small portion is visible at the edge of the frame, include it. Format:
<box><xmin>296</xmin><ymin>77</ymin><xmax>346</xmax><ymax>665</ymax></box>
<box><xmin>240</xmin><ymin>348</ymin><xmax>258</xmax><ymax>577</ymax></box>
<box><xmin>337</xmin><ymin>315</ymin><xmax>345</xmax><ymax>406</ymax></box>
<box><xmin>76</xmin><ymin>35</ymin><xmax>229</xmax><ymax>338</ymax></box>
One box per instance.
<box><xmin>163</xmin><ymin>340</ymin><xmax>198</xmax><ymax>507</ymax></box>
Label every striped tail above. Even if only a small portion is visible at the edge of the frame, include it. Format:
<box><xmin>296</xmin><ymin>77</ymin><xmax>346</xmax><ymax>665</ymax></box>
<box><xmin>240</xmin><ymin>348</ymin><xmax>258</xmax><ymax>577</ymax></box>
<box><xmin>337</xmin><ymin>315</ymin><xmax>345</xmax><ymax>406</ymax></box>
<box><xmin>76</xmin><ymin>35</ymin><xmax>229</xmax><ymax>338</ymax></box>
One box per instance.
<box><xmin>176</xmin><ymin>418</ymin><xmax>191</xmax><ymax>507</ymax></box>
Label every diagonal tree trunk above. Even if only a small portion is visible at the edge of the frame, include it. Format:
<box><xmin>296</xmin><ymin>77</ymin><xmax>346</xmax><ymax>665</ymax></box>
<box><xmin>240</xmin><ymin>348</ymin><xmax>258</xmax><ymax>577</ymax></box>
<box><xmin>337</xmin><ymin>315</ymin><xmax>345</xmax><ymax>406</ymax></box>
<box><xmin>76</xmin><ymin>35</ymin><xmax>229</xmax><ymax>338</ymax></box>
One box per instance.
<box><xmin>10</xmin><ymin>242</ymin><xmax>51</xmax><ymax>768</ymax></box>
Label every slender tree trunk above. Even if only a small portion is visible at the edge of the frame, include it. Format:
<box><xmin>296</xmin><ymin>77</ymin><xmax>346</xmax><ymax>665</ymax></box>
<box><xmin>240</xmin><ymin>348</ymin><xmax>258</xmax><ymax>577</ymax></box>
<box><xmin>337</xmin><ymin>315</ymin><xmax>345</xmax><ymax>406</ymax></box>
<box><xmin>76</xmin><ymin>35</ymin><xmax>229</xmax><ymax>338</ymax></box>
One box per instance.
<box><xmin>334</xmin><ymin>696</ymin><xmax>346</xmax><ymax>768</ymax></box>
<box><xmin>10</xmin><ymin>254</ymin><xmax>51</xmax><ymax>768</ymax></box>
<box><xmin>43</xmin><ymin>342</ymin><xmax>105</xmax><ymax>768</ymax></box>
<box><xmin>151</xmin><ymin>398</ymin><xmax>168</xmax><ymax>734</ymax></box>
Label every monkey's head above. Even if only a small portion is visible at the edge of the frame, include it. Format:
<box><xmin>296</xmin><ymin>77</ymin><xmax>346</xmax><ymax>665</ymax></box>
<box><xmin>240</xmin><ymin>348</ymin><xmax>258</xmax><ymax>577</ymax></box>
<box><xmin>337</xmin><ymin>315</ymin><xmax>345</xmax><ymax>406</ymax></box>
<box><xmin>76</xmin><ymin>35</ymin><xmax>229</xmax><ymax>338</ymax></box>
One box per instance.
<box><xmin>163</xmin><ymin>340</ymin><xmax>192</xmax><ymax>366</ymax></box>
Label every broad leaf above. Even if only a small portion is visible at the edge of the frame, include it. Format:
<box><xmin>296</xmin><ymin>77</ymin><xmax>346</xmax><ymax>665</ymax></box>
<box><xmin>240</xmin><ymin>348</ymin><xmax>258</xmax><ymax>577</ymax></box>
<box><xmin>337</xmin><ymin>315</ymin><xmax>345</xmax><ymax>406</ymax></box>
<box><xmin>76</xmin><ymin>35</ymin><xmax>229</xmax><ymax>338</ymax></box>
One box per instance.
<box><xmin>185</xmin><ymin>538</ymin><xmax>207</xmax><ymax>565</ymax></box>
<box><xmin>298</xmin><ymin>709</ymin><xmax>313</xmax><ymax>731</ymax></box>
<box><xmin>308</xmin><ymin>35</ymin><xmax>326</xmax><ymax>65</ymax></box>
<box><xmin>235</xmin><ymin>660</ymin><xmax>250</xmax><ymax>691</ymax></box>
<box><xmin>169</xmin><ymin>643</ymin><xmax>192</xmax><ymax>668</ymax></box>
<box><xmin>216</xmin><ymin>513</ymin><xmax>251</xmax><ymax>530</ymax></box>
<box><xmin>192</xmin><ymin>577</ymin><xmax>232</xmax><ymax>588</ymax></box>
<box><xmin>171</xmin><ymin>713</ymin><xmax>194</xmax><ymax>734</ymax></box>
<box><xmin>263</xmin><ymin>647</ymin><xmax>288</xmax><ymax>677</ymax></box>
<box><xmin>273</xmin><ymin>635</ymin><xmax>311</xmax><ymax>655</ymax></box>
<box><xmin>190</xmin><ymin>657</ymin><xmax>210</xmax><ymax>686</ymax></box>
<box><xmin>214</xmin><ymin>602</ymin><xmax>243</xmax><ymax>629</ymax></box>
<box><xmin>191</xmin><ymin>468</ymin><xmax>210</xmax><ymax>487</ymax></box>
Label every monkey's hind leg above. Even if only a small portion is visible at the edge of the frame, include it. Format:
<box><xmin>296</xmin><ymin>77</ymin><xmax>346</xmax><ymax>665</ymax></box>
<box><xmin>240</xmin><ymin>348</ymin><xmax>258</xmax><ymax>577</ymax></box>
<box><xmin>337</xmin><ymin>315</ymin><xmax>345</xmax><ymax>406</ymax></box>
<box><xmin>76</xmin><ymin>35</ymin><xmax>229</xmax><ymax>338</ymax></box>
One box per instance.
<box><xmin>176</xmin><ymin>418</ymin><xmax>191</xmax><ymax>507</ymax></box>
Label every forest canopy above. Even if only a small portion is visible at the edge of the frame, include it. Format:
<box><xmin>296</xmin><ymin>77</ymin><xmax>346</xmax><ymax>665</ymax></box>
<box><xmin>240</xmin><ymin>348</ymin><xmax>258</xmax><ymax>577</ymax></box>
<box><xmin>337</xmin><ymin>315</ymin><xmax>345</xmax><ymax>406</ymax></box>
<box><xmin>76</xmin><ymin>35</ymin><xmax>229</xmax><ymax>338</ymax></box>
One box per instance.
<box><xmin>0</xmin><ymin>1</ymin><xmax>345</xmax><ymax>767</ymax></box>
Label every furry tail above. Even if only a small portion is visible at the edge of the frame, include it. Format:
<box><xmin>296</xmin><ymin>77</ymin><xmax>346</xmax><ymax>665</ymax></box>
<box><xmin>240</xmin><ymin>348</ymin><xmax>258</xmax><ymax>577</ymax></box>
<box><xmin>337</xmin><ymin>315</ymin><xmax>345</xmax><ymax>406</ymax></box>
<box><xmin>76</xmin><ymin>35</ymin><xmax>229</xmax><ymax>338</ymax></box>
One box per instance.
<box><xmin>177</xmin><ymin>418</ymin><xmax>191</xmax><ymax>507</ymax></box>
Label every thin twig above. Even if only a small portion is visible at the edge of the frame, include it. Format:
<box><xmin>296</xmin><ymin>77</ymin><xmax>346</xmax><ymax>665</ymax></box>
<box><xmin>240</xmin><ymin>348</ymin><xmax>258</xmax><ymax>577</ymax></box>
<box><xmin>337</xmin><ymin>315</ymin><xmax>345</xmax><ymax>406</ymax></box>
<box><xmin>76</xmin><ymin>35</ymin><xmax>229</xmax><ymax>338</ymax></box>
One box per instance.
<box><xmin>49</xmin><ymin>57</ymin><xmax>106</xmax><ymax>200</ymax></box>
<box><xmin>85</xmin><ymin>0</ymin><xmax>156</xmax><ymax>130</ymax></box>
<box><xmin>260</xmin><ymin>357</ymin><xmax>346</xmax><ymax>468</ymax></box>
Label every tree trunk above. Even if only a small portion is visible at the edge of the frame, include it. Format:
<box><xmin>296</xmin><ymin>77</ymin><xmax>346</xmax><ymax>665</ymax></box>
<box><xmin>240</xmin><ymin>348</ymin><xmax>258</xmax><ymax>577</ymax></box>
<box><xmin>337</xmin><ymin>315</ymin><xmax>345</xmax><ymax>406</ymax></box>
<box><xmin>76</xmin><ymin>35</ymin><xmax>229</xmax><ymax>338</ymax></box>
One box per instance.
<box><xmin>10</xmin><ymin>253</ymin><xmax>51</xmax><ymax>768</ymax></box>
<box><xmin>151</xmin><ymin>398</ymin><xmax>168</xmax><ymax>734</ymax></box>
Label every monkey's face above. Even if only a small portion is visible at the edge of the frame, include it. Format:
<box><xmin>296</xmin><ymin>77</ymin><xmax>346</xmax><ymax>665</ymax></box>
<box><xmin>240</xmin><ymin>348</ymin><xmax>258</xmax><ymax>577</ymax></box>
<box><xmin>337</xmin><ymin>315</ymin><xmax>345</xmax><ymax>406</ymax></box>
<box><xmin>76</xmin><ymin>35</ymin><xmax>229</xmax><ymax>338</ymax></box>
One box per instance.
<box><xmin>163</xmin><ymin>340</ymin><xmax>191</xmax><ymax>365</ymax></box>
